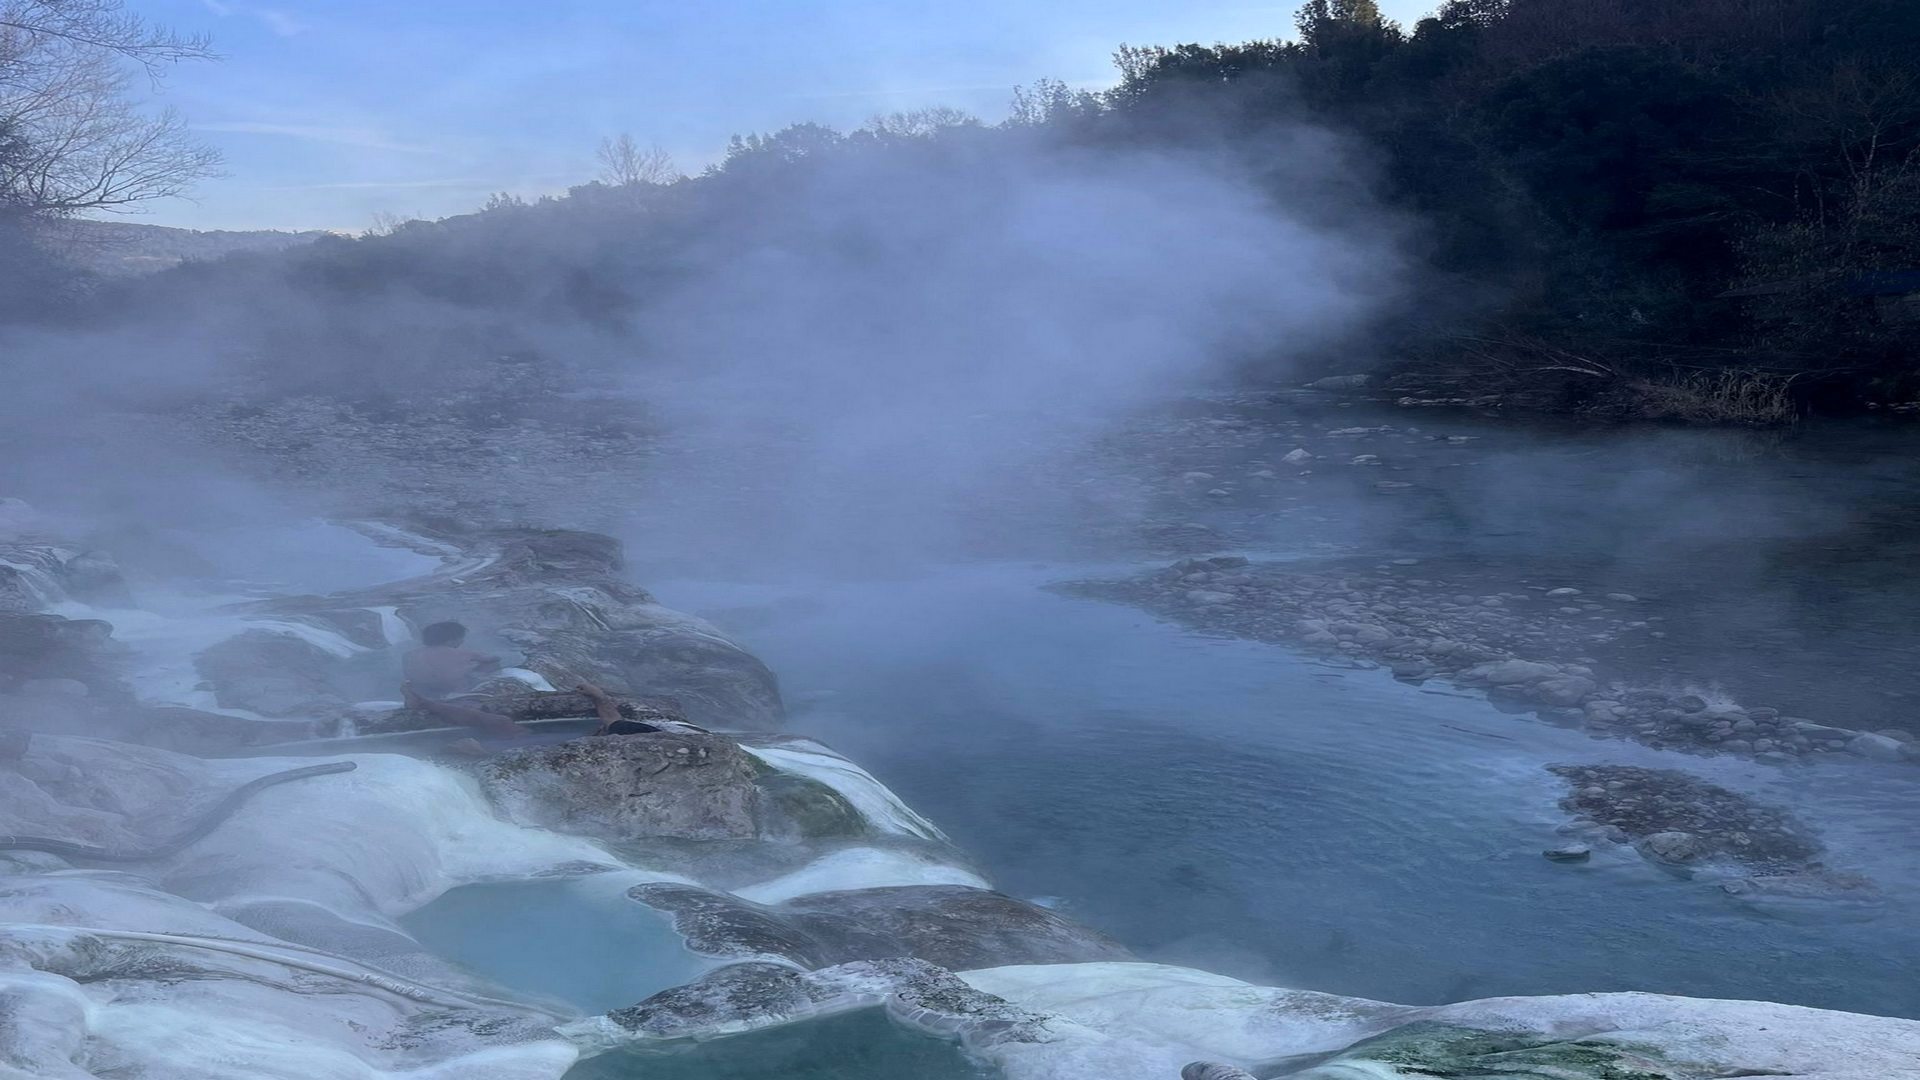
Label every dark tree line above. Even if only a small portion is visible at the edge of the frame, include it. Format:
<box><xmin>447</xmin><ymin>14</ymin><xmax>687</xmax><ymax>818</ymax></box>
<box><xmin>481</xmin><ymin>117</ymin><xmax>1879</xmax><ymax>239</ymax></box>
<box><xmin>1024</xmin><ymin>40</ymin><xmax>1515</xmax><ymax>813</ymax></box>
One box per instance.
<box><xmin>1099</xmin><ymin>0</ymin><xmax>1920</xmax><ymax>414</ymax></box>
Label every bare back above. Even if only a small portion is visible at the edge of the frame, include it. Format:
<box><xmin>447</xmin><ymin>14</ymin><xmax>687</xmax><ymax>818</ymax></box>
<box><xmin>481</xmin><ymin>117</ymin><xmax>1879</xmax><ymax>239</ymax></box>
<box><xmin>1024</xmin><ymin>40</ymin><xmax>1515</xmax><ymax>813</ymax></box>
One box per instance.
<box><xmin>402</xmin><ymin>645</ymin><xmax>487</xmax><ymax>698</ymax></box>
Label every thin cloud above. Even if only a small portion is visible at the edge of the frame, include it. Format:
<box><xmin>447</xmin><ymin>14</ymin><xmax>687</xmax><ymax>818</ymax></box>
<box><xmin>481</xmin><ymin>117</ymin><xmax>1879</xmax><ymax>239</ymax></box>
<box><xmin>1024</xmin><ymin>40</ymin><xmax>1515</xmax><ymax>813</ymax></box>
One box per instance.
<box><xmin>201</xmin><ymin>0</ymin><xmax>310</xmax><ymax>37</ymax></box>
<box><xmin>194</xmin><ymin>121</ymin><xmax>438</xmax><ymax>154</ymax></box>
<box><xmin>789</xmin><ymin>83</ymin><xmax>1021</xmax><ymax>101</ymax></box>
<box><xmin>261</xmin><ymin>178</ymin><xmax>494</xmax><ymax>192</ymax></box>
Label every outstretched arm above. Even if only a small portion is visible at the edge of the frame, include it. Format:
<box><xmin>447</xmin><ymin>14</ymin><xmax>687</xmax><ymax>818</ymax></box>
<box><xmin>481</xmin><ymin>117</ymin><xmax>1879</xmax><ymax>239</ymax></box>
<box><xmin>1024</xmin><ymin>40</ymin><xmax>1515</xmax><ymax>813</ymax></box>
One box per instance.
<box><xmin>577</xmin><ymin>681</ymin><xmax>626</xmax><ymax>735</ymax></box>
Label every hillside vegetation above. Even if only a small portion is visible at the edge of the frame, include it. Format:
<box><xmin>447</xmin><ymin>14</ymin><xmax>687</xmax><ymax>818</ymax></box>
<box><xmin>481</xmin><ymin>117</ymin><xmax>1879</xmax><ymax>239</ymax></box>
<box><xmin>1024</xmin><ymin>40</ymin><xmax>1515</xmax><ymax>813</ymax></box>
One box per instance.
<box><xmin>14</xmin><ymin>0</ymin><xmax>1920</xmax><ymax>421</ymax></box>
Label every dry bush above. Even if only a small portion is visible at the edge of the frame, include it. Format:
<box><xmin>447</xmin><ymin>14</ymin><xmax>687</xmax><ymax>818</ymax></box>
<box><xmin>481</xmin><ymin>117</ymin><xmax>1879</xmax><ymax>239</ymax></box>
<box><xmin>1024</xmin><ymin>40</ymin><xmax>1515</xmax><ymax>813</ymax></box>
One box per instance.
<box><xmin>1626</xmin><ymin>369</ymin><xmax>1799</xmax><ymax>426</ymax></box>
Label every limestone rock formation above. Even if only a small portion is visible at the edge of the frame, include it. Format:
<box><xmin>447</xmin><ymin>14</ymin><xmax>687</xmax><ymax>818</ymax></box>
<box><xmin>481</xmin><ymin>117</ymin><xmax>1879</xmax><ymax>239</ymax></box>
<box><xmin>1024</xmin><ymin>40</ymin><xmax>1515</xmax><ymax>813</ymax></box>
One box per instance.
<box><xmin>231</xmin><ymin>525</ymin><xmax>783</xmax><ymax>730</ymax></box>
<box><xmin>631</xmin><ymin>882</ymin><xmax>1134</xmax><ymax>970</ymax></box>
<box><xmin>472</xmin><ymin>729</ymin><xmax>875</xmax><ymax>847</ymax></box>
<box><xmin>0</xmin><ymin>540</ymin><xmax>132</xmax><ymax>611</ymax></box>
<box><xmin>475</xmin><ymin>732</ymin><xmax>771</xmax><ymax>843</ymax></box>
<box><xmin>0</xmin><ymin>612</ymin><xmax>122</xmax><ymax>697</ymax></box>
<box><xmin>193</xmin><ymin>628</ymin><xmax>351</xmax><ymax>719</ymax></box>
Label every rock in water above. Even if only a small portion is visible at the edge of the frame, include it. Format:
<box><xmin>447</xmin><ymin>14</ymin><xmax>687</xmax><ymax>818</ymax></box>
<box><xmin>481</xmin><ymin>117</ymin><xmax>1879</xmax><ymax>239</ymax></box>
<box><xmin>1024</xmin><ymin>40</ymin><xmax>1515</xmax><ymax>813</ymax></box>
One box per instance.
<box><xmin>1463</xmin><ymin>659</ymin><xmax>1560</xmax><ymax>686</ymax></box>
<box><xmin>1530</xmin><ymin>675</ymin><xmax>1596</xmax><ymax>706</ymax></box>
<box><xmin>1550</xmin><ymin>764</ymin><xmax>1822</xmax><ymax>874</ymax></box>
<box><xmin>631</xmin><ymin>882</ymin><xmax>1133</xmax><ymax>970</ymax></box>
<box><xmin>1639</xmin><ymin>830</ymin><xmax>1711</xmax><ymax>864</ymax></box>
<box><xmin>1186</xmin><ymin>590</ymin><xmax>1236</xmax><ymax>606</ymax></box>
<box><xmin>597</xmin><ymin>956</ymin><xmax>1050</xmax><ymax>1047</ymax></box>
<box><xmin>1722</xmin><ymin>869</ymin><xmax>1882</xmax><ymax>905</ymax></box>
<box><xmin>1184</xmin><ymin>1065</ymin><xmax>1259</xmax><ymax>1080</ymax></box>
<box><xmin>1542</xmin><ymin>846</ymin><xmax>1591</xmax><ymax>863</ymax></box>
<box><xmin>1287</xmin><ymin>1020</ymin><xmax>1685</xmax><ymax>1079</ymax></box>
<box><xmin>1847</xmin><ymin>733</ymin><xmax>1906</xmax><ymax>762</ymax></box>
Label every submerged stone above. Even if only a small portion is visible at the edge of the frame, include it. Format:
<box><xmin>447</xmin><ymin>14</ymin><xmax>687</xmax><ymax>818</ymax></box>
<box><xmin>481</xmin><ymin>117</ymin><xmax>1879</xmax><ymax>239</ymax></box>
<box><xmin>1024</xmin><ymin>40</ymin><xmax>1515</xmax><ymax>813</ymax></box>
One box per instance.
<box><xmin>1639</xmin><ymin>831</ymin><xmax>1711</xmax><ymax>865</ymax></box>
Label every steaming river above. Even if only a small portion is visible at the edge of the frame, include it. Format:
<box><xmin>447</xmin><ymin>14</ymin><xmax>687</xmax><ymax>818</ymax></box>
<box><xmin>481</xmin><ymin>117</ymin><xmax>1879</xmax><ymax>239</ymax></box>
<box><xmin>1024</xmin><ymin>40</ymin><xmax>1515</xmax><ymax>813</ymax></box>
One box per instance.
<box><xmin>65</xmin><ymin>396</ymin><xmax>1920</xmax><ymax>1076</ymax></box>
<box><xmin>622</xmin><ymin>399</ymin><xmax>1920</xmax><ymax>1025</ymax></box>
<box><xmin>651</xmin><ymin>560</ymin><xmax>1920</xmax><ymax>1020</ymax></box>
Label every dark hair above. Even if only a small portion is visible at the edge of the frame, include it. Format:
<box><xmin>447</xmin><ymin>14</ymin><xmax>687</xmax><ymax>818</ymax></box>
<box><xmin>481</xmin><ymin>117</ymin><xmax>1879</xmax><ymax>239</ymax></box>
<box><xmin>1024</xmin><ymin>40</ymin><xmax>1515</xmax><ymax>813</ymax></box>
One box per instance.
<box><xmin>420</xmin><ymin>621</ymin><xmax>467</xmax><ymax>646</ymax></box>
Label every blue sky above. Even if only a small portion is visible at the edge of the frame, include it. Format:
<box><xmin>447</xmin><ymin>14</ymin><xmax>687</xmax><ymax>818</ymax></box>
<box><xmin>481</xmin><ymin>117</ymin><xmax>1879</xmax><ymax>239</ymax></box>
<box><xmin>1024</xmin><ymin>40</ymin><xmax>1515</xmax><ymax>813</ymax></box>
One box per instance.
<box><xmin>138</xmin><ymin>0</ymin><xmax>1436</xmax><ymax>231</ymax></box>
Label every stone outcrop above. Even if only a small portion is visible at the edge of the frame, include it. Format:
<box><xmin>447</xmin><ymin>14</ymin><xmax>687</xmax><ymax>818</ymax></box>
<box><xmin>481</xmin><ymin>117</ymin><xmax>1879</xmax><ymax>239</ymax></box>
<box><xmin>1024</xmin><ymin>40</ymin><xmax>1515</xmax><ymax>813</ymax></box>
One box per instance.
<box><xmin>630</xmin><ymin>882</ymin><xmax>1134</xmax><ymax>970</ymax></box>
<box><xmin>476</xmin><ymin>731</ymin><xmax>770</xmax><ymax>842</ymax></box>
<box><xmin>0</xmin><ymin>734</ymin><xmax>208</xmax><ymax>855</ymax></box>
<box><xmin>193</xmin><ymin>628</ymin><xmax>351</xmax><ymax>719</ymax></box>
<box><xmin>472</xmin><ymin>729</ymin><xmax>869</xmax><ymax>846</ymax></box>
<box><xmin>0</xmin><ymin>611</ymin><xmax>123</xmax><ymax>698</ymax></box>
<box><xmin>0</xmin><ymin>693</ymin><xmax>318</xmax><ymax>756</ymax></box>
<box><xmin>592</xmin><ymin>956</ymin><xmax>1050</xmax><ymax>1047</ymax></box>
<box><xmin>0</xmin><ymin>540</ymin><xmax>132</xmax><ymax>611</ymax></box>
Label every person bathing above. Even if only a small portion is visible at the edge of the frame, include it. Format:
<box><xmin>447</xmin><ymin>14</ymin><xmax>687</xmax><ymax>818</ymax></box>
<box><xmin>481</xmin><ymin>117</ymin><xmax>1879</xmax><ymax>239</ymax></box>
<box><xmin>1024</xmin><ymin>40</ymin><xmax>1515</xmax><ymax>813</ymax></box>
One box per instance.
<box><xmin>400</xmin><ymin>622</ymin><xmax>655</xmax><ymax>743</ymax></box>
<box><xmin>400</xmin><ymin>621</ymin><xmax>526</xmax><ymax>738</ymax></box>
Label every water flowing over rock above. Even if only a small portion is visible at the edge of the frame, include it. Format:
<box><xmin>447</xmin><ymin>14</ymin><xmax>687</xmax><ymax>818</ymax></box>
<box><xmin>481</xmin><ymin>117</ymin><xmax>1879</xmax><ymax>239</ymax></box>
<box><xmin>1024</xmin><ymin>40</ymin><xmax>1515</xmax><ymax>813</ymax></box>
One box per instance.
<box><xmin>0</xmin><ymin>872</ymin><xmax>578</xmax><ymax>1079</ymax></box>
<box><xmin>571</xmin><ymin>958</ymin><xmax>1920</xmax><ymax>1080</ymax></box>
<box><xmin>0</xmin><ymin>541</ymin><xmax>132</xmax><ymax>611</ymax></box>
<box><xmin>0</xmin><ymin>732</ymin><xmax>614</xmax><ymax>1078</ymax></box>
<box><xmin>630</xmin><ymin>882</ymin><xmax>1133</xmax><ymax>970</ymax></box>
<box><xmin>957</xmin><ymin>963</ymin><xmax>1920</xmax><ymax>1080</ymax></box>
<box><xmin>584</xmin><ymin>956</ymin><xmax>1051</xmax><ymax>1050</ymax></box>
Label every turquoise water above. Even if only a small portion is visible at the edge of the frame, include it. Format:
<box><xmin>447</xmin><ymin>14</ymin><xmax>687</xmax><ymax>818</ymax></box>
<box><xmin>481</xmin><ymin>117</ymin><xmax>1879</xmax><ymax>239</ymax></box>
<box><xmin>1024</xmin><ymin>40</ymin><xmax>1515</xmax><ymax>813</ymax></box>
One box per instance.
<box><xmin>652</xmin><ymin>562</ymin><xmax>1920</xmax><ymax>1018</ymax></box>
<box><xmin>399</xmin><ymin>402</ymin><xmax>1920</xmax><ymax>1041</ymax></box>
<box><xmin>564</xmin><ymin>1010</ymin><xmax>993</xmax><ymax>1080</ymax></box>
<box><xmin>401</xmin><ymin>876</ymin><xmax>717</xmax><ymax>1014</ymax></box>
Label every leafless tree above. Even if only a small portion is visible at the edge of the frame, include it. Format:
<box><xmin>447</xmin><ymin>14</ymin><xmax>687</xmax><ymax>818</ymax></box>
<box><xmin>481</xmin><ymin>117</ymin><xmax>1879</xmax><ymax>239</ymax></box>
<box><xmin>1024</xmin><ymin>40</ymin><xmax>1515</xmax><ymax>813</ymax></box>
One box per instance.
<box><xmin>363</xmin><ymin>209</ymin><xmax>411</xmax><ymax>237</ymax></box>
<box><xmin>860</xmin><ymin>106</ymin><xmax>980</xmax><ymax>139</ymax></box>
<box><xmin>596</xmin><ymin>132</ymin><xmax>678</xmax><ymax>187</ymax></box>
<box><xmin>1</xmin><ymin>1</ymin><xmax>212</xmax><ymax>72</ymax></box>
<box><xmin>0</xmin><ymin>1</ymin><xmax>220</xmax><ymax>215</ymax></box>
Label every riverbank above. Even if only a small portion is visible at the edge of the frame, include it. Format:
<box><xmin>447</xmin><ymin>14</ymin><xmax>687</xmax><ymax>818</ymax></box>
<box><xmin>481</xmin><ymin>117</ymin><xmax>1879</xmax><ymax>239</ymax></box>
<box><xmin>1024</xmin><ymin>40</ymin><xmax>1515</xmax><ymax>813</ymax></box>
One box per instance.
<box><xmin>4</xmin><ymin>519</ymin><xmax>1919</xmax><ymax>1077</ymax></box>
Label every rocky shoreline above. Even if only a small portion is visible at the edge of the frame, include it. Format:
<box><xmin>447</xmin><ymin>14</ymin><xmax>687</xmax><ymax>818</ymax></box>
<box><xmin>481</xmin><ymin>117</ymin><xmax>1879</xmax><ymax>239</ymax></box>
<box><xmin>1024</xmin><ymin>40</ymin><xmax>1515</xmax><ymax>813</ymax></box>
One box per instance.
<box><xmin>1059</xmin><ymin>556</ymin><xmax>1920</xmax><ymax>767</ymax></box>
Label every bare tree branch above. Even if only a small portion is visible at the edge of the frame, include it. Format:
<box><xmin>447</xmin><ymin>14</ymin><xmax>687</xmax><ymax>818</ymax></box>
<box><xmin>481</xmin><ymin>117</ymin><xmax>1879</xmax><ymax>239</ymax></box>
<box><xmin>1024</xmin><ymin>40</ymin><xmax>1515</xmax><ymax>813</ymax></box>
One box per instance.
<box><xmin>0</xmin><ymin>0</ymin><xmax>219</xmax><ymax>215</ymax></box>
<box><xmin>596</xmin><ymin>132</ymin><xmax>679</xmax><ymax>187</ymax></box>
<box><xmin>1</xmin><ymin>0</ymin><xmax>214</xmax><ymax>76</ymax></box>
